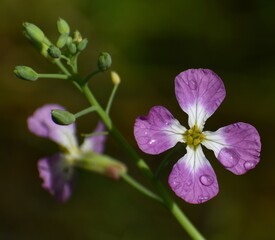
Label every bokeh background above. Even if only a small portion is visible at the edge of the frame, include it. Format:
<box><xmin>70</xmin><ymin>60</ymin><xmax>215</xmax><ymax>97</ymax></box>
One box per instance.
<box><xmin>1</xmin><ymin>0</ymin><xmax>274</xmax><ymax>239</ymax></box>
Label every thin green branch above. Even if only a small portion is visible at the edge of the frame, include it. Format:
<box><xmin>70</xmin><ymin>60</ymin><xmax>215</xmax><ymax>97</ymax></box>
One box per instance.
<box><xmin>38</xmin><ymin>73</ymin><xmax>69</xmax><ymax>79</ymax></box>
<box><xmin>105</xmin><ymin>84</ymin><xmax>119</xmax><ymax>115</ymax></box>
<box><xmin>83</xmin><ymin>69</ymin><xmax>101</xmax><ymax>84</ymax></box>
<box><xmin>121</xmin><ymin>173</ymin><xmax>163</xmax><ymax>204</ymax></box>
<box><xmin>75</xmin><ymin>106</ymin><xmax>98</xmax><ymax>118</ymax></box>
<box><xmin>54</xmin><ymin>59</ymin><xmax>71</xmax><ymax>76</ymax></box>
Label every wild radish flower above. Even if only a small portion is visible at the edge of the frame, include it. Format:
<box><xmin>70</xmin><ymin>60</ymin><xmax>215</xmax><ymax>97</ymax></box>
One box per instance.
<box><xmin>134</xmin><ymin>69</ymin><xmax>261</xmax><ymax>204</ymax></box>
<box><xmin>28</xmin><ymin>104</ymin><xmax>126</xmax><ymax>202</ymax></box>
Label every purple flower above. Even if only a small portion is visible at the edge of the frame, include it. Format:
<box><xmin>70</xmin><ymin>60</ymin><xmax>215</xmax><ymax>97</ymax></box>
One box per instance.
<box><xmin>28</xmin><ymin>104</ymin><xmax>106</xmax><ymax>202</ymax></box>
<box><xmin>134</xmin><ymin>69</ymin><xmax>261</xmax><ymax>204</ymax></box>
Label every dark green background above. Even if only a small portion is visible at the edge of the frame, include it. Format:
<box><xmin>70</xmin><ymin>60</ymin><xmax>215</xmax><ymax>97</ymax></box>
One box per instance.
<box><xmin>1</xmin><ymin>0</ymin><xmax>274</xmax><ymax>239</ymax></box>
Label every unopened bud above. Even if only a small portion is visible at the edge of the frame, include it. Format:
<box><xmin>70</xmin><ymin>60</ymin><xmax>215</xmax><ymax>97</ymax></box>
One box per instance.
<box><xmin>14</xmin><ymin>66</ymin><xmax>38</xmax><ymax>81</ymax></box>
<box><xmin>51</xmin><ymin>109</ymin><xmax>76</xmax><ymax>125</ymax></box>
<box><xmin>77</xmin><ymin>38</ymin><xmax>88</xmax><ymax>51</ymax></box>
<box><xmin>67</xmin><ymin>42</ymin><xmax>77</xmax><ymax>54</ymax></box>
<box><xmin>97</xmin><ymin>52</ymin><xmax>112</xmax><ymax>71</ymax></box>
<box><xmin>110</xmin><ymin>71</ymin><xmax>120</xmax><ymax>85</ymax></box>
<box><xmin>56</xmin><ymin>33</ymin><xmax>68</xmax><ymax>48</ymax></box>
<box><xmin>23</xmin><ymin>22</ymin><xmax>45</xmax><ymax>44</ymax></box>
<box><xmin>47</xmin><ymin>45</ymin><xmax>61</xmax><ymax>58</ymax></box>
<box><xmin>57</xmin><ymin>18</ymin><xmax>70</xmax><ymax>34</ymax></box>
<box><xmin>73</xmin><ymin>30</ymin><xmax>82</xmax><ymax>42</ymax></box>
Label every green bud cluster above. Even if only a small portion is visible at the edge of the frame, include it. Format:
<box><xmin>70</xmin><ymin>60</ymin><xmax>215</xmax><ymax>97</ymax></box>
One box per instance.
<box><xmin>55</xmin><ymin>18</ymin><xmax>88</xmax><ymax>55</ymax></box>
<box><xmin>16</xmin><ymin>18</ymin><xmax>115</xmax><ymax>86</ymax></box>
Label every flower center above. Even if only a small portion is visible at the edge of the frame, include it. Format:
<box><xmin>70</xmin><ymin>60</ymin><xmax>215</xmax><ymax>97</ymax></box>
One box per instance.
<box><xmin>183</xmin><ymin>125</ymin><xmax>205</xmax><ymax>149</ymax></box>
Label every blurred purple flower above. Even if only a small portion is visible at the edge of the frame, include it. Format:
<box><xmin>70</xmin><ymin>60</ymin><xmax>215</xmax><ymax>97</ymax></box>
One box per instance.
<box><xmin>28</xmin><ymin>104</ymin><xmax>106</xmax><ymax>202</ymax></box>
<box><xmin>134</xmin><ymin>69</ymin><xmax>261</xmax><ymax>204</ymax></box>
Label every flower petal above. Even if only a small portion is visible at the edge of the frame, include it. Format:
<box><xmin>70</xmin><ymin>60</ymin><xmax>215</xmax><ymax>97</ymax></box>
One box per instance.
<box><xmin>28</xmin><ymin>104</ymin><xmax>78</xmax><ymax>150</ymax></box>
<box><xmin>134</xmin><ymin>106</ymin><xmax>186</xmax><ymax>154</ymax></box>
<box><xmin>38</xmin><ymin>154</ymin><xmax>75</xmax><ymax>202</ymax></box>
<box><xmin>175</xmin><ymin>69</ymin><xmax>226</xmax><ymax>129</ymax></box>
<box><xmin>168</xmin><ymin>145</ymin><xmax>219</xmax><ymax>204</ymax></box>
<box><xmin>202</xmin><ymin>122</ymin><xmax>261</xmax><ymax>175</ymax></box>
<box><xmin>80</xmin><ymin>121</ymin><xmax>107</xmax><ymax>154</ymax></box>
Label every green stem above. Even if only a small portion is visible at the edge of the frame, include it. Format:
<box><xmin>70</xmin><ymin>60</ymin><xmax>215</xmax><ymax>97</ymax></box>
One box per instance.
<box><xmin>54</xmin><ymin>59</ymin><xmax>71</xmax><ymax>76</ymax></box>
<box><xmin>171</xmin><ymin>204</ymin><xmax>205</xmax><ymax>240</ymax></box>
<box><xmin>75</xmin><ymin>106</ymin><xmax>98</xmax><ymax>118</ymax></box>
<box><xmin>81</xmin><ymin>84</ymin><xmax>112</xmax><ymax>128</ymax></box>
<box><xmin>106</xmin><ymin>84</ymin><xmax>119</xmax><ymax>115</ymax></box>
<box><xmin>121</xmin><ymin>173</ymin><xmax>163</xmax><ymax>204</ymax></box>
<box><xmin>110</xmin><ymin>126</ymin><xmax>153</xmax><ymax>179</ymax></box>
<box><xmin>156</xmin><ymin>182</ymin><xmax>205</xmax><ymax>240</ymax></box>
<box><xmin>38</xmin><ymin>73</ymin><xmax>69</xmax><ymax>79</ymax></box>
<box><xmin>83</xmin><ymin>69</ymin><xmax>101</xmax><ymax>84</ymax></box>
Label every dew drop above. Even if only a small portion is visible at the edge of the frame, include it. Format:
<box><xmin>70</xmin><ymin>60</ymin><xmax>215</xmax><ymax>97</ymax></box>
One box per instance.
<box><xmin>199</xmin><ymin>175</ymin><xmax>214</xmax><ymax>186</ymax></box>
<box><xmin>148</xmin><ymin>139</ymin><xmax>156</xmax><ymax>145</ymax></box>
<box><xmin>218</xmin><ymin>148</ymin><xmax>240</xmax><ymax>168</ymax></box>
<box><xmin>244</xmin><ymin>160</ymin><xmax>257</xmax><ymax>170</ymax></box>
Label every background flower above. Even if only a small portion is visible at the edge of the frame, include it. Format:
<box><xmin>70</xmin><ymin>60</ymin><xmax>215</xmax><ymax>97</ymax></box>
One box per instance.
<box><xmin>28</xmin><ymin>104</ymin><xmax>107</xmax><ymax>202</ymax></box>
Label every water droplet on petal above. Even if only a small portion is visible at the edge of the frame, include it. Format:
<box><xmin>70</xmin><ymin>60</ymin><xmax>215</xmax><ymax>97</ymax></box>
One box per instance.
<box><xmin>149</xmin><ymin>139</ymin><xmax>156</xmax><ymax>145</ymax></box>
<box><xmin>200</xmin><ymin>175</ymin><xmax>214</xmax><ymax>186</ymax></box>
<box><xmin>244</xmin><ymin>160</ymin><xmax>257</xmax><ymax>170</ymax></box>
<box><xmin>218</xmin><ymin>148</ymin><xmax>240</xmax><ymax>168</ymax></box>
<box><xmin>198</xmin><ymin>195</ymin><xmax>209</xmax><ymax>203</ymax></box>
<box><xmin>190</xmin><ymin>80</ymin><xmax>197</xmax><ymax>90</ymax></box>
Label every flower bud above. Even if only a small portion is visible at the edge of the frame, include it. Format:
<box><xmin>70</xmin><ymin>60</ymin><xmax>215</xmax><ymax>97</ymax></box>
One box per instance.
<box><xmin>56</xmin><ymin>33</ymin><xmax>69</xmax><ymax>48</ymax></box>
<box><xmin>14</xmin><ymin>66</ymin><xmax>38</xmax><ymax>81</ymax></box>
<box><xmin>47</xmin><ymin>45</ymin><xmax>61</xmax><ymax>58</ymax></box>
<box><xmin>23</xmin><ymin>22</ymin><xmax>45</xmax><ymax>44</ymax></box>
<box><xmin>51</xmin><ymin>109</ymin><xmax>76</xmax><ymax>125</ymax></box>
<box><xmin>57</xmin><ymin>18</ymin><xmax>70</xmax><ymax>34</ymax></box>
<box><xmin>77</xmin><ymin>38</ymin><xmax>88</xmax><ymax>51</ymax></box>
<box><xmin>67</xmin><ymin>42</ymin><xmax>77</xmax><ymax>54</ymax></box>
<box><xmin>97</xmin><ymin>52</ymin><xmax>112</xmax><ymax>71</ymax></box>
<box><xmin>110</xmin><ymin>71</ymin><xmax>120</xmax><ymax>85</ymax></box>
<box><xmin>77</xmin><ymin>152</ymin><xmax>127</xmax><ymax>179</ymax></box>
<box><xmin>73</xmin><ymin>30</ymin><xmax>82</xmax><ymax>42</ymax></box>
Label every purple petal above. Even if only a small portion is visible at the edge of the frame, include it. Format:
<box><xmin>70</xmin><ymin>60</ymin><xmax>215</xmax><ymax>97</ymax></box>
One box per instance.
<box><xmin>134</xmin><ymin>106</ymin><xmax>186</xmax><ymax>154</ymax></box>
<box><xmin>168</xmin><ymin>146</ymin><xmax>219</xmax><ymax>204</ymax></box>
<box><xmin>175</xmin><ymin>69</ymin><xmax>226</xmax><ymax>129</ymax></box>
<box><xmin>80</xmin><ymin>121</ymin><xmax>107</xmax><ymax>154</ymax></box>
<box><xmin>28</xmin><ymin>104</ymin><xmax>77</xmax><ymax>149</ymax></box>
<box><xmin>203</xmin><ymin>122</ymin><xmax>261</xmax><ymax>175</ymax></box>
<box><xmin>38</xmin><ymin>154</ymin><xmax>75</xmax><ymax>202</ymax></box>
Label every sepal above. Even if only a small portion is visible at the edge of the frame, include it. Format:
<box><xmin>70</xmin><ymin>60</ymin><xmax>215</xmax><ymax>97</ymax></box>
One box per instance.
<box><xmin>76</xmin><ymin>152</ymin><xmax>127</xmax><ymax>179</ymax></box>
